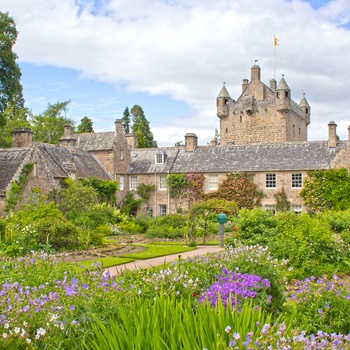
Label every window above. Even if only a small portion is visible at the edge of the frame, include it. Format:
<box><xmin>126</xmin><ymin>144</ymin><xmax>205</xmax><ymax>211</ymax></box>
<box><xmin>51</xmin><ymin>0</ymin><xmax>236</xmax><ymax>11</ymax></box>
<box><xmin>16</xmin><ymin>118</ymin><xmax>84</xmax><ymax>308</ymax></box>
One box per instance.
<box><xmin>292</xmin><ymin>173</ymin><xmax>302</xmax><ymax>188</ymax></box>
<box><xmin>130</xmin><ymin>175</ymin><xmax>137</xmax><ymax>190</ymax></box>
<box><xmin>69</xmin><ymin>172</ymin><xmax>76</xmax><ymax>180</ymax></box>
<box><xmin>119</xmin><ymin>175</ymin><xmax>124</xmax><ymax>191</ymax></box>
<box><xmin>208</xmin><ymin>174</ymin><xmax>218</xmax><ymax>190</ymax></box>
<box><xmin>285</xmin><ymin>91</ymin><xmax>289</xmax><ymax>98</ymax></box>
<box><xmin>120</xmin><ymin>150</ymin><xmax>124</xmax><ymax>160</ymax></box>
<box><xmin>33</xmin><ymin>163</ymin><xmax>37</xmax><ymax>177</ymax></box>
<box><xmin>291</xmin><ymin>205</ymin><xmax>302</xmax><ymax>215</ymax></box>
<box><xmin>264</xmin><ymin>205</ymin><xmax>276</xmax><ymax>215</ymax></box>
<box><xmin>158</xmin><ymin>175</ymin><xmax>167</xmax><ymax>190</ymax></box>
<box><xmin>155</xmin><ymin>151</ymin><xmax>167</xmax><ymax>164</ymax></box>
<box><xmin>158</xmin><ymin>204</ymin><xmax>167</xmax><ymax>216</ymax></box>
<box><xmin>147</xmin><ymin>207</ymin><xmax>153</xmax><ymax>217</ymax></box>
<box><xmin>266</xmin><ymin>174</ymin><xmax>276</xmax><ymax>188</ymax></box>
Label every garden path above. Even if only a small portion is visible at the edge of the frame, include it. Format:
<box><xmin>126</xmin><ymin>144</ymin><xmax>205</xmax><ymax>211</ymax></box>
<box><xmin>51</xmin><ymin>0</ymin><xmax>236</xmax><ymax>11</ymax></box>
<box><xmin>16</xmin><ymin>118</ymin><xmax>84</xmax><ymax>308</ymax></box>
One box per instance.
<box><xmin>105</xmin><ymin>245</ymin><xmax>224</xmax><ymax>276</ymax></box>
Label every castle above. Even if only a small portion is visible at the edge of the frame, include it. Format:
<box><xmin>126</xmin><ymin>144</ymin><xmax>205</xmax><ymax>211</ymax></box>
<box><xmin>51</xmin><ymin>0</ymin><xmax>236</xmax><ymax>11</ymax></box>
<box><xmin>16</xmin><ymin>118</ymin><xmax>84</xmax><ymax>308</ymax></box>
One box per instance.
<box><xmin>1</xmin><ymin>64</ymin><xmax>349</xmax><ymax>216</ymax></box>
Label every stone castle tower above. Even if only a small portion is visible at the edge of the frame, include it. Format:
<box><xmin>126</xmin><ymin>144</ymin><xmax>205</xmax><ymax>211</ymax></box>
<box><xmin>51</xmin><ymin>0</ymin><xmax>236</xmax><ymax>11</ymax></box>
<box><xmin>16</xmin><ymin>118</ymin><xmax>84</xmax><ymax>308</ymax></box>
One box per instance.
<box><xmin>217</xmin><ymin>64</ymin><xmax>311</xmax><ymax>145</ymax></box>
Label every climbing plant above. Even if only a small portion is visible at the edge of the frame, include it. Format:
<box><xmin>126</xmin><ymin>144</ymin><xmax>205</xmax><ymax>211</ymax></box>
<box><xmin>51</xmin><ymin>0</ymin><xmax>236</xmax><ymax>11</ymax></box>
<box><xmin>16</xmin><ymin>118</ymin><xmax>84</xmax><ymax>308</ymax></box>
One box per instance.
<box><xmin>274</xmin><ymin>188</ymin><xmax>291</xmax><ymax>212</ymax></box>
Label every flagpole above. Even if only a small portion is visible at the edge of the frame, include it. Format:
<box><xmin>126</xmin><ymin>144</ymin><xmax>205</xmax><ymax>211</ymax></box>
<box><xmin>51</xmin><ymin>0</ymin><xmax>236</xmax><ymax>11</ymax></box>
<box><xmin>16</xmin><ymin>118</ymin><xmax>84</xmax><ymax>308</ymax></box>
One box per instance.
<box><xmin>273</xmin><ymin>36</ymin><xmax>278</xmax><ymax>80</ymax></box>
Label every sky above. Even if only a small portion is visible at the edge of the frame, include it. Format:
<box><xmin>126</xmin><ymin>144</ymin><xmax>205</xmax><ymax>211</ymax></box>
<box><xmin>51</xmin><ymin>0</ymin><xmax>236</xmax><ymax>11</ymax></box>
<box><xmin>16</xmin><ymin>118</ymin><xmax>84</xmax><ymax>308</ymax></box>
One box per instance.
<box><xmin>1</xmin><ymin>0</ymin><xmax>350</xmax><ymax>146</ymax></box>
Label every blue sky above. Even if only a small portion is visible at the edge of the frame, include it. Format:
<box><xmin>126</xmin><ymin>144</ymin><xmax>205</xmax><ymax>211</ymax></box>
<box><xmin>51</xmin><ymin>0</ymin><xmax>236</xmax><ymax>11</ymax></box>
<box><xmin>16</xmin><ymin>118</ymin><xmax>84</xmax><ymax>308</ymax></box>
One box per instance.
<box><xmin>2</xmin><ymin>0</ymin><xmax>350</xmax><ymax>146</ymax></box>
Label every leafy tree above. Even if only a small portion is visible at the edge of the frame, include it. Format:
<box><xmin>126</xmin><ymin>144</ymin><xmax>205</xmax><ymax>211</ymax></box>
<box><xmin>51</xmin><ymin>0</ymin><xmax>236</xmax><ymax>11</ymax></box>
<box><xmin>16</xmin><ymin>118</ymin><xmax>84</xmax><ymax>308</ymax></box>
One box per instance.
<box><xmin>80</xmin><ymin>177</ymin><xmax>117</xmax><ymax>205</ymax></box>
<box><xmin>0</xmin><ymin>12</ymin><xmax>25</xmax><ymax>127</ymax></box>
<box><xmin>122</xmin><ymin>106</ymin><xmax>131</xmax><ymax>134</ymax></box>
<box><xmin>300</xmin><ymin>168</ymin><xmax>350</xmax><ymax>212</ymax></box>
<box><xmin>130</xmin><ymin>105</ymin><xmax>157</xmax><ymax>148</ymax></box>
<box><xmin>30</xmin><ymin>100</ymin><xmax>74</xmax><ymax>144</ymax></box>
<box><xmin>0</xmin><ymin>100</ymin><xmax>30</xmax><ymax>147</ymax></box>
<box><xmin>77</xmin><ymin>116</ymin><xmax>94</xmax><ymax>134</ymax></box>
<box><xmin>205</xmin><ymin>172</ymin><xmax>263</xmax><ymax>209</ymax></box>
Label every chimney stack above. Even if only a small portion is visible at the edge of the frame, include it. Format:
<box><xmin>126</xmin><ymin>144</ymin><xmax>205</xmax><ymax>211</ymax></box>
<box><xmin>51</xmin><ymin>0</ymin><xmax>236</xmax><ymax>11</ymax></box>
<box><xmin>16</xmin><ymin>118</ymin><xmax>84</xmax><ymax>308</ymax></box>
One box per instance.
<box><xmin>115</xmin><ymin>119</ymin><xmax>123</xmax><ymax>135</ymax></box>
<box><xmin>185</xmin><ymin>133</ymin><xmax>198</xmax><ymax>152</ymax></box>
<box><xmin>11</xmin><ymin>128</ymin><xmax>33</xmax><ymax>148</ymax></box>
<box><xmin>328</xmin><ymin>121</ymin><xmax>337</xmax><ymax>148</ymax></box>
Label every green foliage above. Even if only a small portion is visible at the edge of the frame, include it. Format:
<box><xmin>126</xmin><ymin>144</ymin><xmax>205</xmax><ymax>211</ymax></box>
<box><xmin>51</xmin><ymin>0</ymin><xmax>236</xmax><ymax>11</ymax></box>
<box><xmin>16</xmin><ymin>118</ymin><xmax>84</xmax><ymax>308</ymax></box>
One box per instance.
<box><xmin>117</xmin><ymin>218</ymin><xmax>143</xmax><ymax>234</ymax></box>
<box><xmin>0</xmin><ymin>11</ymin><xmax>25</xmax><ymax>127</ymax></box>
<box><xmin>120</xmin><ymin>192</ymin><xmax>142</xmax><ymax>216</ymax></box>
<box><xmin>145</xmin><ymin>214</ymin><xmax>188</xmax><ymax>239</ymax></box>
<box><xmin>30</xmin><ymin>100</ymin><xmax>75</xmax><ymax>144</ymax></box>
<box><xmin>300</xmin><ymin>168</ymin><xmax>350</xmax><ymax>212</ymax></box>
<box><xmin>130</xmin><ymin>105</ymin><xmax>157</xmax><ymax>148</ymax></box>
<box><xmin>136</xmin><ymin>183</ymin><xmax>155</xmax><ymax>201</ymax></box>
<box><xmin>167</xmin><ymin>173</ymin><xmax>188</xmax><ymax>199</ymax></box>
<box><xmin>5</xmin><ymin>163</ymin><xmax>34</xmax><ymax>212</ymax></box>
<box><xmin>87</xmin><ymin>295</ymin><xmax>272</xmax><ymax>350</ymax></box>
<box><xmin>286</xmin><ymin>275</ymin><xmax>350</xmax><ymax>334</ymax></box>
<box><xmin>80</xmin><ymin>177</ymin><xmax>117</xmax><ymax>204</ymax></box>
<box><xmin>274</xmin><ymin>188</ymin><xmax>291</xmax><ymax>212</ymax></box>
<box><xmin>58</xmin><ymin>178</ymin><xmax>98</xmax><ymax>220</ymax></box>
<box><xmin>205</xmin><ymin>172</ymin><xmax>263</xmax><ymax>209</ymax></box>
<box><xmin>76</xmin><ymin>116</ymin><xmax>94</xmax><ymax>134</ymax></box>
<box><xmin>121</xmin><ymin>106</ymin><xmax>131</xmax><ymax>134</ymax></box>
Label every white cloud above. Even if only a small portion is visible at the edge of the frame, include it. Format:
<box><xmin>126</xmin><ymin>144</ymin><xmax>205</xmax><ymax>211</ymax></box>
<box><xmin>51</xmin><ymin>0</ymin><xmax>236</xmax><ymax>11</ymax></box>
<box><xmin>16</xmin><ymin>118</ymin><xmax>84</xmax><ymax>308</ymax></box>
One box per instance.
<box><xmin>1</xmin><ymin>0</ymin><xmax>350</xmax><ymax>145</ymax></box>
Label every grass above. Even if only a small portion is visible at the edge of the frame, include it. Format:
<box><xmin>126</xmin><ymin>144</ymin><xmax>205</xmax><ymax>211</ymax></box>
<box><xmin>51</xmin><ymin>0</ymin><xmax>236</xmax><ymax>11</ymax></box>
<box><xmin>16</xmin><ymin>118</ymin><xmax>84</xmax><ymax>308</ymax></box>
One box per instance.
<box><xmin>79</xmin><ymin>257</ymin><xmax>135</xmax><ymax>268</ymax></box>
<box><xmin>119</xmin><ymin>244</ymin><xmax>196</xmax><ymax>260</ymax></box>
<box><xmin>151</xmin><ymin>240</ymin><xmax>220</xmax><ymax>246</ymax></box>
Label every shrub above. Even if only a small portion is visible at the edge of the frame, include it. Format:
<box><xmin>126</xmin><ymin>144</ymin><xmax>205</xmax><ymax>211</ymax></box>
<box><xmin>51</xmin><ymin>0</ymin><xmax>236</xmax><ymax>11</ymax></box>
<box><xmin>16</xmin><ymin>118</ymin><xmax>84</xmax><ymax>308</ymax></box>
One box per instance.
<box><xmin>145</xmin><ymin>214</ymin><xmax>188</xmax><ymax>239</ymax></box>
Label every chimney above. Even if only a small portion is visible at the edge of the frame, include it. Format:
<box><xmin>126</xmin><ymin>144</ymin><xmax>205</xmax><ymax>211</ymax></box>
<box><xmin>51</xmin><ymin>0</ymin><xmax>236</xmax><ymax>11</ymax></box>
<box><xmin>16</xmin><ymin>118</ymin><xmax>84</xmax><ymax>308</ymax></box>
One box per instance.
<box><xmin>11</xmin><ymin>128</ymin><xmax>33</xmax><ymax>148</ymax></box>
<box><xmin>115</xmin><ymin>119</ymin><xmax>123</xmax><ymax>134</ymax></box>
<box><xmin>328</xmin><ymin>121</ymin><xmax>337</xmax><ymax>148</ymax></box>
<box><xmin>185</xmin><ymin>133</ymin><xmax>198</xmax><ymax>152</ymax></box>
<box><xmin>64</xmin><ymin>124</ymin><xmax>71</xmax><ymax>137</ymax></box>
<box><xmin>270</xmin><ymin>78</ymin><xmax>277</xmax><ymax>91</ymax></box>
<box><xmin>209</xmin><ymin>139</ymin><xmax>217</xmax><ymax>147</ymax></box>
<box><xmin>251</xmin><ymin>64</ymin><xmax>261</xmax><ymax>82</ymax></box>
<box><xmin>126</xmin><ymin>134</ymin><xmax>138</xmax><ymax>150</ymax></box>
<box><xmin>242</xmin><ymin>79</ymin><xmax>249</xmax><ymax>93</ymax></box>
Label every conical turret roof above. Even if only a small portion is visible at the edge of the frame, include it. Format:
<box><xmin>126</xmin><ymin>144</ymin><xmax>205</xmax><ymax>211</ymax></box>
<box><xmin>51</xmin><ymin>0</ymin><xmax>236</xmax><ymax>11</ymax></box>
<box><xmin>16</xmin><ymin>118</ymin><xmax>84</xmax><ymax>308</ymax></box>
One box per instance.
<box><xmin>217</xmin><ymin>84</ymin><xmax>231</xmax><ymax>98</ymax></box>
<box><xmin>276</xmin><ymin>76</ymin><xmax>290</xmax><ymax>90</ymax></box>
<box><xmin>299</xmin><ymin>95</ymin><xmax>310</xmax><ymax>107</ymax></box>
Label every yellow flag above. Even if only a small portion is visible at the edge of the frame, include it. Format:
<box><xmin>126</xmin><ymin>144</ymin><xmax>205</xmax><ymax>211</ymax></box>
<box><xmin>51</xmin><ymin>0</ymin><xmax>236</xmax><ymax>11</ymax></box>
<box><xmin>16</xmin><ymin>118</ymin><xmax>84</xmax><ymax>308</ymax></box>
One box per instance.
<box><xmin>274</xmin><ymin>37</ymin><xmax>279</xmax><ymax>46</ymax></box>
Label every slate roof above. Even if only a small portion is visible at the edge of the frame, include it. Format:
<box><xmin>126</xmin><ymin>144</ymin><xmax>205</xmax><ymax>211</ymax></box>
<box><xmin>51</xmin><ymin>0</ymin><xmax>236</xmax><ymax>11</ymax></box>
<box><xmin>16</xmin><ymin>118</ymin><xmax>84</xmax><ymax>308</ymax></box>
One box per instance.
<box><xmin>0</xmin><ymin>148</ymin><xmax>31</xmax><ymax>193</ymax></box>
<box><xmin>75</xmin><ymin>132</ymin><xmax>116</xmax><ymax>151</ymax></box>
<box><xmin>128</xmin><ymin>148</ymin><xmax>180</xmax><ymax>174</ymax></box>
<box><xmin>36</xmin><ymin>144</ymin><xmax>112</xmax><ymax>179</ymax></box>
<box><xmin>128</xmin><ymin>141</ymin><xmax>346</xmax><ymax>175</ymax></box>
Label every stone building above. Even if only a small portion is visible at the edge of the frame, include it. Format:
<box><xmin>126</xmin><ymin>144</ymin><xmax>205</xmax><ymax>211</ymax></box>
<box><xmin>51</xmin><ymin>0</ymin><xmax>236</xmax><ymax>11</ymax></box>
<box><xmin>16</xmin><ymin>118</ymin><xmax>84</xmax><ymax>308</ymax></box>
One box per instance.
<box><xmin>1</xmin><ymin>64</ymin><xmax>349</xmax><ymax>217</ymax></box>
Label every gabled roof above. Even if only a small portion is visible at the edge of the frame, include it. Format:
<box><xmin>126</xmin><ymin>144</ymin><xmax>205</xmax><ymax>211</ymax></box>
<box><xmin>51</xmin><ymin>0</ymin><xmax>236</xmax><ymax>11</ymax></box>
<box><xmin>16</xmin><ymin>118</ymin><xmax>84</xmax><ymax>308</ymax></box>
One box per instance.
<box><xmin>75</xmin><ymin>132</ymin><xmax>117</xmax><ymax>151</ymax></box>
<box><xmin>36</xmin><ymin>144</ymin><xmax>112</xmax><ymax>179</ymax></box>
<box><xmin>128</xmin><ymin>148</ymin><xmax>180</xmax><ymax>174</ymax></box>
<box><xmin>0</xmin><ymin>148</ymin><xmax>31</xmax><ymax>193</ymax></box>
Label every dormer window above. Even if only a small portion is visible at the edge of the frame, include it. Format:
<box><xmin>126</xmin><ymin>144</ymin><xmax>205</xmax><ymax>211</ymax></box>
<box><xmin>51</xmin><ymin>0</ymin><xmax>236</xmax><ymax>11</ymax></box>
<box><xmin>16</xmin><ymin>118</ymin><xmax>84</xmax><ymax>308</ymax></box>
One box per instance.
<box><xmin>155</xmin><ymin>151</ymin><xmax>167</xmax><ymax>164</ymax></box>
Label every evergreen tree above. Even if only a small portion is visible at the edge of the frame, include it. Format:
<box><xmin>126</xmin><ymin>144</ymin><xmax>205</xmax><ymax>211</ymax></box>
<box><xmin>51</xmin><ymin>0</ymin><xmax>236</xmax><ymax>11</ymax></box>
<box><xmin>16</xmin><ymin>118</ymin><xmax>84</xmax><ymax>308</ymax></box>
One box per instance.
<box><xmin>77</xmin><ymin>116</ymin><xmax>94</xmax><ymax>134</ymax></box>
<box><xmin>121</xmin><ymin>106</ymin><xmax>131</xmax><ymax>134</ymax></box>
<box><xmin>130</xmin><ymin>105</ymin><xmax>157</xmax><ymax>148</ymax></box>
<box><xmin>0</xmin><ymin>11</ymin><xmax>25</xmax><ymax>127</ymax></box>
<box><xmin>30</xmin><ymin>100</ymin><xmax>75</xmax><ymax>144</ymax></box>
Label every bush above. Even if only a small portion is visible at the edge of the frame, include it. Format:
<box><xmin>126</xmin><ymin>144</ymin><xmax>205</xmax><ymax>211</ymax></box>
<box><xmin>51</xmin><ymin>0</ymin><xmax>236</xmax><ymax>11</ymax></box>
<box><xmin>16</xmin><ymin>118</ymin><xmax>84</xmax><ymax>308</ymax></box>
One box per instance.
<box><xmin>145</xmin><ymin>214</ymin><xmax>188</xmax><ymax>239</ymax></box>
<box><xmin>145</xmin><ymin>226</ymin><xmax>187</xmax><ymax>239</ymax></box>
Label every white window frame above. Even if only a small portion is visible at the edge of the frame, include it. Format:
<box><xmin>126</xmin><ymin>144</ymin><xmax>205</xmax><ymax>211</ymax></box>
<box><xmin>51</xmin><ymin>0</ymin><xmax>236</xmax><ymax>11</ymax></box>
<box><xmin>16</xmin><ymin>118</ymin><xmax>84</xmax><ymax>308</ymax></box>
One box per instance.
<box><xmin>130</xmin><ymin>175</ymin><xmax>137</xmax><ymax>190</ymax></box>
<box><xmin>266</xmin><ymin>173</ymin><xmax>276</xmax><ymax>189</ymax></box>
<box><xmin>208</xmin><ymin>174</ymin><xmax>218</xmax><ymax>190</ymax></box>
<box><xmin>291</xmin><ymin>173</ymin><xmax>303</xmax><ymax>188</ymax></box>
<box><xmin>158</xmin><ymin>204</ymin><xmax>167</xmax><ymax>216</ymax></box>
<box><xmin>119</xmin><ymin>175</ymin><xmax>124</xmax><ymax>191</ymax></box>
<box><xmin>264</xmin><ymin>205</ymin><xmax>276</xmax><ymax>215</ymax></box>
<box><xmin>155</xmin><ymin>153</ymin><xmax>164</xmax><ymax>164</ymax></box>
<box><xmin>291</xmin><ymin>205</ymin><xmax>303</xmax><ymax>215</ymax></box>
<box><xmin>158</xmin><ymin>175</ymin><xmax>167</xmax><ymax>190</ymax></box>
<box><xmin>120</xmin><ymin>150</ymin><xmax>124</xmax><ymax>160</ymax></box>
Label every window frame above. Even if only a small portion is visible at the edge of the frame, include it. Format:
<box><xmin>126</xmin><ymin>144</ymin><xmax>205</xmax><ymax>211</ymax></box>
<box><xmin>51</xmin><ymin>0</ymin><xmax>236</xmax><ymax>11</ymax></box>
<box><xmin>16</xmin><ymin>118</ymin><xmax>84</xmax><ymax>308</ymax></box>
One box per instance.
<box><xmin>119</xmin><ymin>175</ymin><xmax>124</xmax><ymax>191</ymax></box>
<box><xmin>130</xmin><ymin>175</ymin><xmax>137</xmax><ymax>190</ymax></box>
<box><xmin>208</xmin><ymin>174</ymin><xmax>218</xmax><ymax>191</ymax></box>
<box><xmin>158</xmin><ymin>175</ymin><xmax>167</xmax><ymax>190</ymax></box>
<box><xmin>265</xmin><ymin>173</ymin><xmax>276</xmax><ymax>189</ymax></box>
<box><xmin>158</xmin><ymin>204</ymin><xmax>167</xmax><ymax>216</ymax></box>
<box><xmin>291</xmin><ymin>173</ymin><xmax>303</xmax><ymax>188</ymax></box>
<box><xmin>264</xmin><ymin>205</ymin><xmax>276</xmax><ymax>215</ymax></box>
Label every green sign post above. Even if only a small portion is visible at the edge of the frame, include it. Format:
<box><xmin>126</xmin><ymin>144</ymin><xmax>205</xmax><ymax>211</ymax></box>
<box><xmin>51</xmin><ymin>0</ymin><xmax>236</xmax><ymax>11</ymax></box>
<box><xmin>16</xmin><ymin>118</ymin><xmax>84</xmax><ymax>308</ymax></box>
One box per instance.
<box><xmin>217</xmin><ymin>213</ymin><xmax>228</xmax><ymax>248</ymax></box>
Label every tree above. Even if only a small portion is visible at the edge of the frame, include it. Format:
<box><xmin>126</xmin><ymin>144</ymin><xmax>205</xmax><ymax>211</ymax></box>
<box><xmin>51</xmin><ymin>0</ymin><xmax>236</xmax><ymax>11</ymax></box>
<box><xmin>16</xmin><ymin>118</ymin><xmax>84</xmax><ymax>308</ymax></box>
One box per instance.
<box><xmin>130</xmin><ymin>105</ymin><xmax>157</xmax><ymax>148</ymax></box>
<box><xmin>77</xmin><ymin>116</ymin><xmax>94</xmax><ymax>134</ymax></box>
<box><xmin>0</xmin><ymin>12</ymin><xmax>25</xmax><ymax>127</ymax></box>
<box><xmin>30</xmin><ymin>100</ymin><xmax>75</xmax><ymax>144</ymax></box>
<box><xmin>300</xmin><ymin>168</ymin><xmax>350</xmax><ymax>212</ymax></box>
<box><xmin>122</xmin><ymin>106</ymin><xmax>131</xmax><ymax>134</ymax></box>
<box><xmin>204</xmin><ymin>172</ymin><xmax>263</xmax><ymax>209</ymax></box>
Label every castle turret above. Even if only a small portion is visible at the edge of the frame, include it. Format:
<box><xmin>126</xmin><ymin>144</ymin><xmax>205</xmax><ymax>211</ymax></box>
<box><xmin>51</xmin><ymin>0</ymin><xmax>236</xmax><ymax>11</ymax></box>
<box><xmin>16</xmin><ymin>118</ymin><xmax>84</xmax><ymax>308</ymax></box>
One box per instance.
<box><xmin>299</xmin><ymin>94</ymin><xmax>311</xmax><ymax>125</ymax></box>
<box><xmin>216</xmin><ymin>83</ymin><xmax>230</xmax><ymax>119</ymax></box>
<box><xmin>276</xmin><ymin>75</ymin><xmax>291</xmax><ymax>99</ymax></box>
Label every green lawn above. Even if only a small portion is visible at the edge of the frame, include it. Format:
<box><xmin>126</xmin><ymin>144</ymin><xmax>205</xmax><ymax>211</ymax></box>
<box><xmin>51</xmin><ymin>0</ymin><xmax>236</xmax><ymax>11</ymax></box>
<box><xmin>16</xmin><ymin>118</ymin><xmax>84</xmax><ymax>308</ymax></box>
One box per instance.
<box><xmin>120</xmin><ymin>244</ymin><xmax>196</xmax><ymax>260</ymax></box>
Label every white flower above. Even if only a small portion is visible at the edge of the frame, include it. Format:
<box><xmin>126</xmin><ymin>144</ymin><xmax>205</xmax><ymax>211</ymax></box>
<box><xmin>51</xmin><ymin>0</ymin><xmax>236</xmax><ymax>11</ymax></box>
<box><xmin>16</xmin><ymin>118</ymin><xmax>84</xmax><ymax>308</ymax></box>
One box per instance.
<box><xmin>26</xmin><ymin>338</ymin><xmax>31</xmax><ymax>344</ymax></box>
<box><xmin>4</xmin><ymin>323</ymin><xmax>9</xmax><ymax>329</ymax></box>
<box><xmin>14</xmin><ymin>327</ymin><xmax>20</xmax><ymax>334</ymax></box>
<box><xmin>2</xmin><ymin>333</ymin><xmax>8</xmax><ymax>339</ymax></box>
